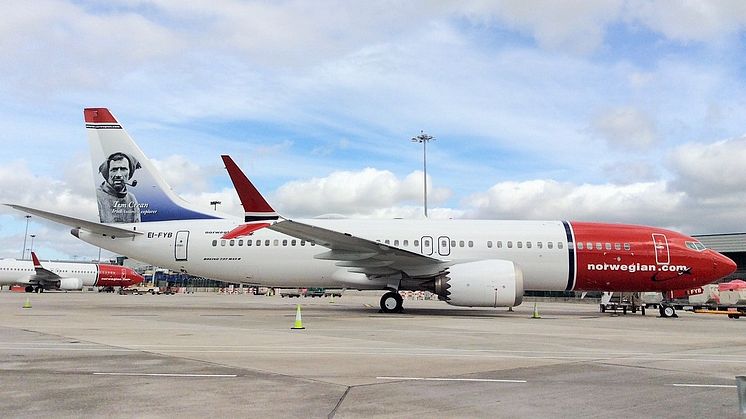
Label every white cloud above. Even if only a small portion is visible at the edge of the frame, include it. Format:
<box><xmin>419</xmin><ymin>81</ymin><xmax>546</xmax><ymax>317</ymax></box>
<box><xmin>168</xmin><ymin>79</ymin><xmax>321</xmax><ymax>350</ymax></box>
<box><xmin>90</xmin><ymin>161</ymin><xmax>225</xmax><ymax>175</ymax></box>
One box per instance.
<box><xmin>669</xmin><ymin>136</ymin><xmax>746</xmax><ymax>201</ymax></box>
<box><xmin>627</xmin><ymin>0</ymin><xmax>746</xmax><ymax>42</ymax></box>
<box><xmin>274</xmin><ymin>168</ymin><xmax>451</xmax><ymax>217</ymax></box>
<box><xmin>591</xmin><ymin>107</ymin><xmax>658</xmax><ymax>149</ymax></box>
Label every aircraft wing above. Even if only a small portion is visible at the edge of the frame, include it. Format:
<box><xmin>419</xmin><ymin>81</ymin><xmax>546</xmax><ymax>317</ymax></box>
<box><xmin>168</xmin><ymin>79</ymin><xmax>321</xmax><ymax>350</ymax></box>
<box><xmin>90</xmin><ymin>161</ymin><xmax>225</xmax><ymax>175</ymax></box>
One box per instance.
<box><xmin>268</xmin><ymin>219</ymin><xmax>449</xmax><ymax>278</ymax></box>
<box><xmin>5</xmin><ymin>204</ymin><xmax>142</xmax><ymax>238</ymax></box>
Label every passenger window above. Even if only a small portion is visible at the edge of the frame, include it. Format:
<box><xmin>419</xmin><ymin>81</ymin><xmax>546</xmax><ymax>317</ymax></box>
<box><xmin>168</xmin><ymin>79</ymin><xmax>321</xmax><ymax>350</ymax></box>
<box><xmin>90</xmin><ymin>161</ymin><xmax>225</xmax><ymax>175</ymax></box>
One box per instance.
<box><xmin>238</xmin><ymin>239</ymin><xmax>243</xmax><ymax>246</ymax></box>
<box><xmin>441</xmin><ymin>239</ymin><xmax>447</xmax><ymax>247</ymax></box>
<box><xmin>468</xmin><ymin>241</ymin><xmax>473</xmax><ymax>248</ymax></box>
<box><xmin>615</xmin><ymin>243</ymin><xmax>621</xmax><ymax>250</ymax></box>
<box><xmin>282</xmin><ymin>240</ymin><xmax>287</xmax><ymax>246</ymax></box>
<box><xmin>451</xmin><ymin>240</ymin><xmax>456</xmax><ymax>247</ymax></box>
<box><xmin>256</xmin><ymin>240</ymin><xmax>261</xmax><ymax>247</ymax></box>
<box><xmin>507</xmin><ymin>241</ymin><xmax>513</xmax><ymax>248</ymax></box>
<box><xmin>577</xmin><ymin>242</ymin><xmax>583</xmax><ymax>250</ymax></box>
<box><xmin>595</xmin><ymin>243</ymin><xmax>602</xmax><ymax>251</ymax></box>
<box><xmin>537</xmin><ymin>242</ymin><xmax>542</xmax><ymax>249</ymax></box>
<box><xmin>526</xmin><ymin>241</ymin><xmax>532</xmax><ymax>249</ymax></box>
<box><xmin>291</xmin><ymin>240</ymin><xmax>296</xmax><ymax>246</ymax></box>
<box><xmin>497</xmin><ymin>241</ymin><xmax>502</xmax><ymax>248</ymax></box>
<box><xmin>517</xmin><ymin>241</ymin><xmax>523</xmax><ymax>248</ymax></box>
<box><xmin>229</xmin><ymin>240</ymin><xmax>235</xmax><ymax>247</ymax></box>
<box><xmin>487</xmin><ymin>241</ymin><xmax>493</xmax><ymax>248</ymax></box>
<box><xmin>459</xmin><ymin>240</ymin><xmax>465</xmax><ymax>247</ymax></box>
<box><xmin>385</xmin><ymin>239</ymin><xmax>390</xmax><ymax>244</ymax></box>
<box><xmin>414</xmin><ymin>240</ymin><xmax>419</xmax><ymax>247</ymax></box>
<box><xmin>212</xmin><ymin>240</ymin><xmax>217</xmax><ymax>247</ymax></box>
<box><xmin>558</xmin><ymin>242</ymin><xmax>563</xmax><ymax>249</ymax></box>
<box><xmin>247</xmin><ymin>240</ymin><xmax>252</xmax><ymax>246</ymax></box>
<box><xmin>394</xmin><ymin>240</ymin><xmax>400</xmax><ymax>246</ymax></box>
<box><xmin>587</xmin><ymin>242</ymin><xmax>593</xmax><ymax>250</ymax></box>
<box><xmin>301</xmin><ymin>240</ymin><xmax>306</xmax><ymax>246</ymax></box>
<box><xmin>273</xmin><ymin>239</ymin><xmax>279</xmax><ymax>246</ymax></box>
<box><xmin>605</xmin><ymin>243</ymin><xmax>611</xmax><ymax>250</ymax></box>
<box><xmin>424</xmin><ymin>239</ymin><xmax>430</xmax><ymax>247</ymax></box>
<box><xmin>624</xmin><ymin>243</ymin><xmax>631</xmax><ymax>251</ymax></box>
<box><xmin>403</xmin><ymin>240</ymin><xmax>409</xmax><ymax>246</ymax></box>
<box><xmin>265</xmin><ymin>240</ymin><xmax>270</xmax><ymax>246</ymax></box>
<box><xmin>220</xmin><ymin>240</ymin><xmax>226</xmax><ymax>247</ymax></box>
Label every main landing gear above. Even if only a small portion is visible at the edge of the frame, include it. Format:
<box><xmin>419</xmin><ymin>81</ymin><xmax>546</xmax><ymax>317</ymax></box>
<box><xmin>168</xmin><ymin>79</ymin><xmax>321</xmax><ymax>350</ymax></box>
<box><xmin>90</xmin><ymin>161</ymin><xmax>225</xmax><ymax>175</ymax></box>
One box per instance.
<box><xmin>25</xmin><ymin>286</ymin><xmax>43</xmax><ymax>293</ymax></box>
<box><xmin>380</xmin><ymin>291</ymin><xmax>403</xmax><ymax>313</ymax></box>
<box><xmin>659</xmin><ymin>304</ymin><xmax>678</xmax><ymax>318</ymax></box>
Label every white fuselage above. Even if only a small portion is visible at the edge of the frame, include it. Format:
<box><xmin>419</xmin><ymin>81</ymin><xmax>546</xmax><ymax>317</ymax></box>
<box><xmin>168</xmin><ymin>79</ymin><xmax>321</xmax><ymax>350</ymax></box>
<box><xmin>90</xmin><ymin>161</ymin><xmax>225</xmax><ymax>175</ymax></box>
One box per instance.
<box><xmin>76</xmin><ymin>218</ymin><xmax>573</xmax><ymax>291</ymax></box>
<box><xmin>0</xmin><ymin>260</ymin><xmax>99</xmax><ymax>287</ymax></box>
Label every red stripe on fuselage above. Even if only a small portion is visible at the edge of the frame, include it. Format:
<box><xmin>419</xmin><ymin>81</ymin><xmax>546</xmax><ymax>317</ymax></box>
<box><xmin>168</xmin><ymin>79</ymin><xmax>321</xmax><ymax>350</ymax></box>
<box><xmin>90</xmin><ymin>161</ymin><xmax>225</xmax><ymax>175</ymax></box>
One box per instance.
<box><xmin>571</xmin><ymin>222</ymin><xmax>719</xmax><ymax>292</ymax></box>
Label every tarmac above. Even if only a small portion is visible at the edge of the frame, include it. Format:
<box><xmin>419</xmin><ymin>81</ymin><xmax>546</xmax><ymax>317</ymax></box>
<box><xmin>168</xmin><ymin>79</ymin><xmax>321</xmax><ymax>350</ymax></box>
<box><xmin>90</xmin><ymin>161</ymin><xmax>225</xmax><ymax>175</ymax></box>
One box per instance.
<box><xmin>1</xmin><ymin>291</ymin><xmax>745</xmax><ymax>418</ymax></box>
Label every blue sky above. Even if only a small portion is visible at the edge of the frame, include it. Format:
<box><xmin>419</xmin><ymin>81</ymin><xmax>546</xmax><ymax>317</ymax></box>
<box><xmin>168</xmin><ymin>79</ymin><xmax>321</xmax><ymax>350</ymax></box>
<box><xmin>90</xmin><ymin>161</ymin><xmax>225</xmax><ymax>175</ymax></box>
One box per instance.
<box><xmin>2</xmin><ymin>0</ymin><xmax>746</xmax><ymax>261</ymax></box>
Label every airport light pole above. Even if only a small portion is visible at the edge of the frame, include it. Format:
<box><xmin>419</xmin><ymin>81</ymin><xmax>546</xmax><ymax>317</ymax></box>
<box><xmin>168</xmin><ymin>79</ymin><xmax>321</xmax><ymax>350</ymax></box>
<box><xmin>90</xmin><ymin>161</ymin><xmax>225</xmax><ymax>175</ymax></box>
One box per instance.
<box><xmin>210</xmin><ymin>200</ymin><xmax>222</xmax><ymax>211</ymax></box>
<box><xmin>411</xmin><ymin>131</ymin><xmax>435</xmax><ymax>218</ymax></box>
<box><xmin>21</xmin><ymin>215</ymin><xmax>31</xmax><ymax>259</ymax></box>
<box><xmin>29</xmin><ymin>234</ymin><xmax>36</xmax><ymax>254</ymax></box>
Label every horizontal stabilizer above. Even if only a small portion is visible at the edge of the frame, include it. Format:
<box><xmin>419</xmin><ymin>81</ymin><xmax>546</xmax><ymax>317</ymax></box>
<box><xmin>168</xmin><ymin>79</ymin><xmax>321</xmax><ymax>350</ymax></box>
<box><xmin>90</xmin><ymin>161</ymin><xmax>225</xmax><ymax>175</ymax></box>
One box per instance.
<box><xmin>6</xmin><ymin>204</ymin><xmax>142</xmax><ymax>238</ymax></box>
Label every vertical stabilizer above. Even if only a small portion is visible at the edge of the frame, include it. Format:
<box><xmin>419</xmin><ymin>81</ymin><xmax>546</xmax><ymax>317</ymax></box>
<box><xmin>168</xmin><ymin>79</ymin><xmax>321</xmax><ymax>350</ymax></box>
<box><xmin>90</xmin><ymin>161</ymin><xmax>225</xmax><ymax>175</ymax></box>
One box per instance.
<box><xmin>85</xmin><ymin>108</ymin><xmax>220</xmax><ymax>223</ymax></box>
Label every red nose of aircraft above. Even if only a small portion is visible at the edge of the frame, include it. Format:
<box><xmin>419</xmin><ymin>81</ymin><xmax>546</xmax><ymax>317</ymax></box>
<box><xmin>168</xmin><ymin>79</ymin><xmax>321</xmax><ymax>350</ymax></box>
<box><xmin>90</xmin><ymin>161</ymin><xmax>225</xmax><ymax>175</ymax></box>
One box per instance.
<box><xmin>126</xmin><ymin>270</ymin><xmax>145</xmax><ymax>287</ymax></box>
<box><xmin>711</xmin><ymin>251</ymin><xmax>737</xmax><ymax>281</ymax></box>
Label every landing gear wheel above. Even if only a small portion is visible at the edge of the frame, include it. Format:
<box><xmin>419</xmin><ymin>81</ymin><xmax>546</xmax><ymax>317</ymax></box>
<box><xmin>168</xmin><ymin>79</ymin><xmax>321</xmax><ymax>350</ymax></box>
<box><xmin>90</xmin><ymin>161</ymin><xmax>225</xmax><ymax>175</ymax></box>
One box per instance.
<box><xmin>660</xmin><ymin>305</ymin><xmax>677</xmax><ymax>318</ymax></box>
<box><xmin>380</xmin><ymin>291</ymin><xmax>403</xmax><ymax>313</ymax></box>
<box><xmin>25</xmin><ymin>286</ymin><xmax>34</xmax><ymax>293</ymax></box>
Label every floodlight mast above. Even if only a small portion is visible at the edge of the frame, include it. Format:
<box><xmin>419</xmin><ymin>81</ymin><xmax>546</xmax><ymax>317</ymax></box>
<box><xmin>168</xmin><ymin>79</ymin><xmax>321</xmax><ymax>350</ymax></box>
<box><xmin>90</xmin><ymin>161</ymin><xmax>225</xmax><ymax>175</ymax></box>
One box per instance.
<box><xmin>411</xmin><ymin>131</ymin><xmax>435</xmax><ymax>218</ymax></box>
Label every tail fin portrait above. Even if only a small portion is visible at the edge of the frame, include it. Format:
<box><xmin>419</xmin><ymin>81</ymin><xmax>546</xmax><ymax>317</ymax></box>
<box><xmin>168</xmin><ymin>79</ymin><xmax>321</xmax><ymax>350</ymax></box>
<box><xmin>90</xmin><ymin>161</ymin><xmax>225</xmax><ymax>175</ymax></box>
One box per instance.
<box><xmin>85</xmin><ymin>108</ymin><xmax>220</xmax><ymax>224</ymax></box>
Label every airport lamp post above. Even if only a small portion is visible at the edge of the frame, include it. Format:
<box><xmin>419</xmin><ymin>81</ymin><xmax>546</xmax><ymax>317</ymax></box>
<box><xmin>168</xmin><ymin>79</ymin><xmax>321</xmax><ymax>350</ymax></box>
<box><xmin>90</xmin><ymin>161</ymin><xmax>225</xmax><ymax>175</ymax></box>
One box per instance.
<box><xmin>21</xmin><ymin>215</ymin><xmax>31</xmax><ymax>259</ymax></box>
<box><xmin>411</xmin><ymin>131</ymin><xmax>435</xmax><ymax>218</ymax></box>
<box><xmin>210</xmin><ymin>200</ymin><xmax>222</xmax><ymax>211</ymax></box>
<box><xmin>29</xmin><ymin>234</ymin><xmax>36</xmax><ymax>254</ymax></box>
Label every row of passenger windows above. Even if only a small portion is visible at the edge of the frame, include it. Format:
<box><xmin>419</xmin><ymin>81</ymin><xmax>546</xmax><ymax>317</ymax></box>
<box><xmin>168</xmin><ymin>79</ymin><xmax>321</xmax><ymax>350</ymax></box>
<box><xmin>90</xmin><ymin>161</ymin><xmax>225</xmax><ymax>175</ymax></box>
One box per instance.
<box><xmin>576</xmin><ymin>242</ymin><xmax>631</xmax><ymax>251</ymax></box>
<box><xmin>212</xmin><ymin>239</ymin><xmax>317</xmax><ymax>247</ymax></box>
<box><xmin>0</xmin><ymin>267</ymin><xmax>94</xmax><ymax>274</ymax></box>
<box><xmin>210</xmin><ymin>237</ymin><xmax>631</xmax><ymax>252</ymax></box>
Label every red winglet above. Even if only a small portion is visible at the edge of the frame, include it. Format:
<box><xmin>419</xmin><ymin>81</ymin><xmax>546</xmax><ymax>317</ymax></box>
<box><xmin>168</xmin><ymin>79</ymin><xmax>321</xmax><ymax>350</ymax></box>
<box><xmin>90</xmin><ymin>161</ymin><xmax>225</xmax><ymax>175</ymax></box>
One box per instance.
<box><xmin>221</xmin><ymin>155</ymin><xmax>278</xmax><ymax>221</ymax></box>
<box><xmin>221</xmin><ymin>223</ymin><xmax>271</xmax><ymax>239</ymax></box>
<box><xmin>31</xmin><ymin>251</ymin><xmax>41</xmax><ymax>268</ymax></box>
<box><xmin>84</xmin><ymin>108</ymin><xmax>118</xmax><ymax>123</ymax></box>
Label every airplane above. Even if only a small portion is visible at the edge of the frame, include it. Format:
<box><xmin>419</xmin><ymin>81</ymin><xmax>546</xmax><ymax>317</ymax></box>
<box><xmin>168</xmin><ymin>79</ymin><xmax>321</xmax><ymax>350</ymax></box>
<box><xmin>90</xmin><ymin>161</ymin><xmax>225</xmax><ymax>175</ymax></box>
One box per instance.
<box><xmin>5</xmin><ymin>108</ymin><xmax>737</xmax><ymax>316</ymax></box>
<box><xmin>0</xmin><ymin>251</ymin><xmax>144</xmax><ymax>292</ymax></box>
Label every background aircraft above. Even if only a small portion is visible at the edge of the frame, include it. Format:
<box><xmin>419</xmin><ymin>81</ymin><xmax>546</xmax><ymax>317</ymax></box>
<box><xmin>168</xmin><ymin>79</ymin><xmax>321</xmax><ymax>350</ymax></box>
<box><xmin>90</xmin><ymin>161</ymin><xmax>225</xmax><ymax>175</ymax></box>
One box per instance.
<box><xmin>7</xmin><ymin>108</ymin><xmax>736</xmax><ymax>314</ymax></box>
<box><xmin>0</xmin><ymin>251</ymin><xmax>143</xmax><ymax>293</ymax></box>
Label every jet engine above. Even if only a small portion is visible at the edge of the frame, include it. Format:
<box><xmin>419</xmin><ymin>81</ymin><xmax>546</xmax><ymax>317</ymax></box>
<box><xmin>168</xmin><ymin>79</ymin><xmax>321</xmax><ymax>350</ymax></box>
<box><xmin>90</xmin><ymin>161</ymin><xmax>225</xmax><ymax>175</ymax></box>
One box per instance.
<box><xmin>56</xmin><ymin>277</ymin><xmax>84</xmax><ymax>290</ymax></box>
<box><xmin>434</xmin><ymin>260</ymin><xmax>524</xmax><ymax>307</ymax></box>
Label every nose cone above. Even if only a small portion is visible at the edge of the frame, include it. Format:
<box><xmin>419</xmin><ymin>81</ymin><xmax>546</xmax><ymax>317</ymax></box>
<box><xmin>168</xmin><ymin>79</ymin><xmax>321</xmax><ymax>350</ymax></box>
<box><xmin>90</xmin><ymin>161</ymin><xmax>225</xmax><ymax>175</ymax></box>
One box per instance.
<box><xmin>129</xmin><ymin>271</ymin><xmax>145</xmax><ymax>286</ymax></box>
<box><xmin>712</xmin><ymin>251</ymin><xmax>737</xmax><ymax>280</ymax></box>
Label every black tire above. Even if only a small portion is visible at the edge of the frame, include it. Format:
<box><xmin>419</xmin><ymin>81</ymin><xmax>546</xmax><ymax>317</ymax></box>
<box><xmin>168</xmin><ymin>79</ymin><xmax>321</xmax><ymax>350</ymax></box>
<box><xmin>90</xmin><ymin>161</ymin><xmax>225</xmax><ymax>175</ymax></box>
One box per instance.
<box><xmin>380</xmin><ymin>291</ymin><xmax>403</xmax><ymax>313</ymax></box>
<box><xmin>600</xmin><ymin>304</ymin><xmax>605</xmax><ymax>313</ymax></box>
<box><xmin>663</xmin><ymin>305</ymin><xmax>676</xmax><ymax>318</ymax></box>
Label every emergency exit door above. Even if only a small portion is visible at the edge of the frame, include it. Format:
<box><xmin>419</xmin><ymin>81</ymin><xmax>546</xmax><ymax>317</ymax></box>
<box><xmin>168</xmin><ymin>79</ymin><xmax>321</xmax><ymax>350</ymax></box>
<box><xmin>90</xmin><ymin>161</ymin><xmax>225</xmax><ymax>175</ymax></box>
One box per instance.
<box><xmin>175</xmin><ymin>230</ymin><xmax>189</xmax><ymax>261</ymax></box>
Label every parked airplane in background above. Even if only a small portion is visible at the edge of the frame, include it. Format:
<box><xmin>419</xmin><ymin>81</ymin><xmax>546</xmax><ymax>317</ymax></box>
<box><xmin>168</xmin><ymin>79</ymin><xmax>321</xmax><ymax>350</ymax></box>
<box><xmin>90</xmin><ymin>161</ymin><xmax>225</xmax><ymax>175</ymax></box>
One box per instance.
<box><xmin>0</xmin><ymin>252</ymin><xmax>144</xmax><ymax>292</ymax></box>
<box><xmin>6</xmin><ymin>108</ymin><xmax>737</xmax><ymax>315</ymax></box>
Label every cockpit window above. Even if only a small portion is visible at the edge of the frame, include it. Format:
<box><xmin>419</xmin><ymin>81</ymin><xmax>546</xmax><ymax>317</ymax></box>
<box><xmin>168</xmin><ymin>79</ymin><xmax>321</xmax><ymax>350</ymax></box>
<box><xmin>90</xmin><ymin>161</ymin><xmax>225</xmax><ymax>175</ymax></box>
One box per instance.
<box><xmin>685</xmin><ymin>241</ymin><xmax>706</xmax><ymax>251</ymax></box>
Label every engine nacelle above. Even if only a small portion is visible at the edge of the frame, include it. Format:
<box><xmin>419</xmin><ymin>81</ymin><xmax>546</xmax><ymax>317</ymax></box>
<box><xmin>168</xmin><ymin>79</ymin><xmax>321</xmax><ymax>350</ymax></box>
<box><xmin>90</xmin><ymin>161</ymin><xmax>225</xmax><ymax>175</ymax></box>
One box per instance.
<box><xmin>57</xmin><ymin>277</ymin><xmax>84</xmax><ymax>290</ymax></box>
<box><xmin>435</xmin><ymin>260</ymin><xmax>524</xmax><ymax>307</ymax></box>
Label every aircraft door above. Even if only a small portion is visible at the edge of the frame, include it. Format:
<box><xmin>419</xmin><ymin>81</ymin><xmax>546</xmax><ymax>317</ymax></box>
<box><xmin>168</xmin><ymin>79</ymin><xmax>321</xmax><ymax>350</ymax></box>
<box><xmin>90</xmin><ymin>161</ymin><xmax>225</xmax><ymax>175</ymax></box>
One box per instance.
<box><xmin>421</xmin><ymin>236</ymin><xmax>433</xmax><ymax>256</ymax></box>
<box><xmin>652</xmin><ymin>233</ymin><xmax>669</xmax><ymax>265</ymax></box>
<box><xmin>175</xmin><ymin>230</ymin><xmax>189</xmax><ymax>261</ymax></box>
<box><xmin>437</xmin><ymin>236</ymin><xmax>451</xmax><ymax>256</ymax></box>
